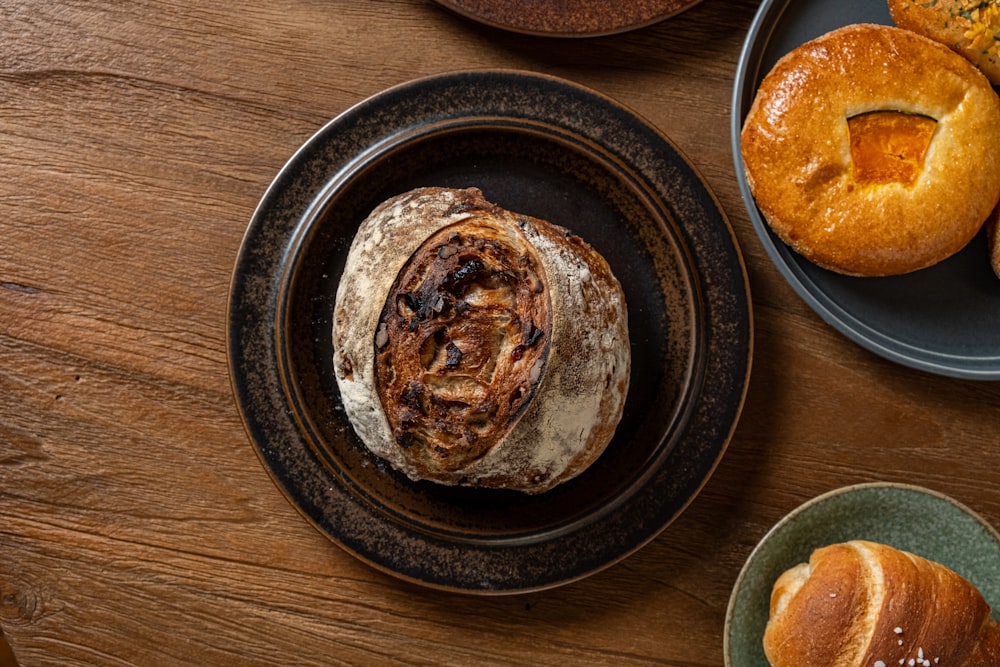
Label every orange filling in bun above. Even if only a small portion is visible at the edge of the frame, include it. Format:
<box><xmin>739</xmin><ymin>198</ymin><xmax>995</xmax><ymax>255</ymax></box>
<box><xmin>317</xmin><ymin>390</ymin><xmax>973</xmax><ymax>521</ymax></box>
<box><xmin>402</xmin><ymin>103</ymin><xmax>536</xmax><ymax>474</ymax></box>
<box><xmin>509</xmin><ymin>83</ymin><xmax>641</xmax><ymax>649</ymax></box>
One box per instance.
<box><xmin>847</xmin><ymin>111</ymin><xmax>937</xmax><ymax>186</ymax></box>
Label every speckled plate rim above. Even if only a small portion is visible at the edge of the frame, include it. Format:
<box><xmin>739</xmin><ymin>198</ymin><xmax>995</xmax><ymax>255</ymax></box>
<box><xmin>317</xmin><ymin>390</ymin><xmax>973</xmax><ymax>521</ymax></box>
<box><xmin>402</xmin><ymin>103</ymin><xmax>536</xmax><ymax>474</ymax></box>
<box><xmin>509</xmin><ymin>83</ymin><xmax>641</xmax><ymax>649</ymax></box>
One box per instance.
<box><xmin>433</xmin><ymin>0</ymin><xmax>704</xmax><ymax>38</ymax></box>
<box><xmin>731</xmin><ymin>0</ymin><xmax>1000</xmax><ymax>380</ymax></box>
<box><xmin>228</xmin><ymin>69</ymin><xmax>753</xmax><ymax>594</ymax></box>
<box><xmin>723</xmin><ymin>482</ymin><xmax>1000</xmax><ymax>667</ymax></box>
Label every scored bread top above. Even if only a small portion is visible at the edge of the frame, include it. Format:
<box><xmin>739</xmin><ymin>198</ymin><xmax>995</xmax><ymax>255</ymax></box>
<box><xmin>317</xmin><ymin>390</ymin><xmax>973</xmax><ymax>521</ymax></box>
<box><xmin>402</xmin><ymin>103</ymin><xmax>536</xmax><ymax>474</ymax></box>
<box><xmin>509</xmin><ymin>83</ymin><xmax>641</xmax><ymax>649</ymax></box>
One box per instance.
<box><xmin>332</xmin><ymin>187</ymin><xmax>630</xmax><ymax>494</ymax></box>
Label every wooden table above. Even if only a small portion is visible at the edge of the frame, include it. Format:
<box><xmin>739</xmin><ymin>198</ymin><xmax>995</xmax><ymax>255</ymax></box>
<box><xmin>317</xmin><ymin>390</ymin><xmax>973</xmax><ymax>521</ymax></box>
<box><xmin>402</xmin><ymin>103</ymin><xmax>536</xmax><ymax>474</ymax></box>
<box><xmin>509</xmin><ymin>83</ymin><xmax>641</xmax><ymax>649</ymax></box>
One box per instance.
<box><xmin>3</xmin><ymin>1</ymin><xmax>999</xmax><ymax>665</ymax></box>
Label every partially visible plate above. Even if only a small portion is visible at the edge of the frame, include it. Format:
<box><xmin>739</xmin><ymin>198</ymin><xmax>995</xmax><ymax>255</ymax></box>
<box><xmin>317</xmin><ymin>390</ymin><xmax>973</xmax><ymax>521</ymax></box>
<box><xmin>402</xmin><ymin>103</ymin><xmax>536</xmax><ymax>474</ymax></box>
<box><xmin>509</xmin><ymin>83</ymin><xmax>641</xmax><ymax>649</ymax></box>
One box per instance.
<box><xmin>732</xmin><ymin>0</ymin><xmax>1000</xmax><ymax>379</ymax></box>
<box><xmin>228</xmin><ymin>70</ymin><xmax>752</xmax><ymax>593</ymax></box>
<box><xmin>725</xmin><ymin>483</ymin><xmax>1000</xmax><ymax>667</ymax></box>
<box><xmin>434</xmin><ymin>0</ymin><xmax>703</xmax><ymax>37</ymax></box>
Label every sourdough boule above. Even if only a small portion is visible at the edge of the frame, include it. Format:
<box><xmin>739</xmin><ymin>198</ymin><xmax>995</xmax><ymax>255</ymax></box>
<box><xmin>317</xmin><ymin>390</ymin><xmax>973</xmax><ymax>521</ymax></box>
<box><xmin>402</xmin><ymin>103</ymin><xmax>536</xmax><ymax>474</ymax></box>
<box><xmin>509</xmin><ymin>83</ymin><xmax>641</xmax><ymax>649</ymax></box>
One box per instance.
<box><xmin>333</xmin><ymin>187</ymin><xmax>630</xmax><ymax>494</ymax></box>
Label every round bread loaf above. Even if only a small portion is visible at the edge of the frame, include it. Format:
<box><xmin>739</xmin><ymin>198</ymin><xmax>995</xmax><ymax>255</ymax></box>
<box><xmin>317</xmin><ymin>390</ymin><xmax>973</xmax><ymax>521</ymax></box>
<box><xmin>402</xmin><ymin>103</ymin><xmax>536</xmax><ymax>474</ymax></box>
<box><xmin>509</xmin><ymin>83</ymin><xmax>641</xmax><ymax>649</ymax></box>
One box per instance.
<box><xmin>741</xmin><ymin>23</ymin><xmax>1000</xmax><ymax>276</ymax></box>
<box><xmin>889</xmin><ymin>0</ymin><xmax>1000</xmax><ymax>85</ymax></box>
<box><xmin>332</xmin><ymin>187</ymin><xmax>630</xmax><ymax>494</ymax></box>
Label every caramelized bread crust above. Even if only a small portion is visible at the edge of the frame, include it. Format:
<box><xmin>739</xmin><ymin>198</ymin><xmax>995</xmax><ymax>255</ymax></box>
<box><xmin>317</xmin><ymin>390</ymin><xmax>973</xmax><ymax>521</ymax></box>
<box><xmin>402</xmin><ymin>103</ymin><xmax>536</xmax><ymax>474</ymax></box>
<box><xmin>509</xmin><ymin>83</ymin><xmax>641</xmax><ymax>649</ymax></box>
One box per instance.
<box><xmin>374</xmin><ymin>208</ymin><xmax>553</xmax><ymax>474</ymax></box>
<box><xmin>741</xmin><ymin>23</ymin><xmax>1000</xmax><ymax>276</ymax></box>
<box><xmin>333</xmin><ymin>187</ymin><xmax>630</xmax><ymax>494</ymax></box>
<box><xmin>763</xmin><ymin>541</ymin><xmax>1000</xmax><ymax>667</ymax></box>
<box><xmin>889</xmin><ymin>0</ymin><xmax>1000</xmax><ymax>85</ymax></box>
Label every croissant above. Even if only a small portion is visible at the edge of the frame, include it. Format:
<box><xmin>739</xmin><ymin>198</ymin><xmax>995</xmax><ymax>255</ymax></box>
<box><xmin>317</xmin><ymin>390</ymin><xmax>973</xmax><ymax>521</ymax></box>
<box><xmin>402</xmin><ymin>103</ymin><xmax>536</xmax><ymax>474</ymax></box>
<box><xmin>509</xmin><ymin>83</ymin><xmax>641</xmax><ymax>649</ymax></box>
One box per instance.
<box><xmin>332</xmin><ymin>187</ymin><xmax>630</xmax><ymax>494</ymax></box>
<box><xmin>763</xmin><ymin>540</ymin><xmax>1000</xmax><ymax>667</ymax></box>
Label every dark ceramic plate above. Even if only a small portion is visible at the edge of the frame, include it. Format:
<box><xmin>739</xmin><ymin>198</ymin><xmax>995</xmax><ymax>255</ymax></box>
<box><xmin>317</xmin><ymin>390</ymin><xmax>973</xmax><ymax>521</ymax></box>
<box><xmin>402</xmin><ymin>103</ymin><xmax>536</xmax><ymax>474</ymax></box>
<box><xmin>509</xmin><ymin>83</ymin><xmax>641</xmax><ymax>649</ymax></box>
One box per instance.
<box><xmin>724</xmin><ymin>483</ymin><xmax>1000</xmax><ymax>667</ymax></box>
<box><xmin>434</xmin><ymin>0</ymin><xmax>703</xmax><ymax>37</ymax></box>
<box><xmin>732</xmin><ymin>0</ymin><xmax>1000</xmax><ymax>379</ymax></box>
<box><xmin>228</xmin><ymin>70</ymin><xmax>752</xmax><ymax>593</ymax></box>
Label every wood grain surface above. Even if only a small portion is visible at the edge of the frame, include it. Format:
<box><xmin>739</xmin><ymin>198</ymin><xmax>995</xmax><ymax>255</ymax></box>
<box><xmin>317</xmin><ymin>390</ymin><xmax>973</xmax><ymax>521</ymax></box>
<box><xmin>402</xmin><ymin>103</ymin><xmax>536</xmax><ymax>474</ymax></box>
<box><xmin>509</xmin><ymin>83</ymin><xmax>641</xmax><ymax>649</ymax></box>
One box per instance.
<box><xmin>2</xmin><ymin>1</ymin><xmax>999</xmax><ymax>665</ymax></box>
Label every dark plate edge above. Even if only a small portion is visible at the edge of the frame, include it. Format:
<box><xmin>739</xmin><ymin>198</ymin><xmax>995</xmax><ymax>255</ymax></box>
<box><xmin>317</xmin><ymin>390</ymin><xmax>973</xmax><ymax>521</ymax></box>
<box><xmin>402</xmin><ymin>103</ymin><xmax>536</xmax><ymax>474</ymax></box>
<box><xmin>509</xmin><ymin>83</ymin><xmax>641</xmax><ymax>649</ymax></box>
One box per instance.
<box><xmin>432</xmin><ymin>0</ymin><xmax>704</xmax><ymax>38</ymax></box>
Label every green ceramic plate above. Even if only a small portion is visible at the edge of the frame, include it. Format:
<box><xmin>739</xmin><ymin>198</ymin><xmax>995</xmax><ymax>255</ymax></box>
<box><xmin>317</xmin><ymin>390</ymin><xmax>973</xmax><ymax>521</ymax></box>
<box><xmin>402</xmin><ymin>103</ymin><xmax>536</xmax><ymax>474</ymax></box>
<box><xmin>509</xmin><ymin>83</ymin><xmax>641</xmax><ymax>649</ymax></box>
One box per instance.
<box><xmin>724</xmin><ymin>483</ymin><xmax>1000</xmax><ymax>667</ymax></box>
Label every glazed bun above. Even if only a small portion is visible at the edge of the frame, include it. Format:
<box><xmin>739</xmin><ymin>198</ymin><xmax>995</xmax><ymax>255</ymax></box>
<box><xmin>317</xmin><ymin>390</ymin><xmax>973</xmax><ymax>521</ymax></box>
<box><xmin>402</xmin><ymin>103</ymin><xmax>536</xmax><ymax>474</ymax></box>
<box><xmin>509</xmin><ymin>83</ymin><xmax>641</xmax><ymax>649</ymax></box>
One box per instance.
<box><xmin>889</xmin><ymin>0</ymin><xmax>1000</xmax><ymax>84</ymax></box>
<box><xmin>332</xmin><ymin>187</ymin><xmax>630</xmax><ymax>494</ymax></box>
<box><xmin>741</xmin><ymin>23</ymin><xmax>1000</xmax><ymax>276</ymax></box>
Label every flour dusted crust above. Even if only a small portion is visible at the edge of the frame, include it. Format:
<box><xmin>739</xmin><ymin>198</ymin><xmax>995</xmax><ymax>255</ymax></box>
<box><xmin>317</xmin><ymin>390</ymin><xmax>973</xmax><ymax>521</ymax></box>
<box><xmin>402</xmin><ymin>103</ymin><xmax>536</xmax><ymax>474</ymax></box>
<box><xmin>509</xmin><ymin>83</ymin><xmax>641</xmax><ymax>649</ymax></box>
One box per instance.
<box><xmin>332</xmin><ymin>187</ymin><xmax>630</xmax><ymax>494</ymax></box>
<box><xmin>741</xmin><ymin>23</ymin><xmax>1000</xmax><ymax>276</ymax></box>
<box><xmin>889</xmin><ymin>0</ymin><xmax>1000</xmax><ymax>84</ymax></box>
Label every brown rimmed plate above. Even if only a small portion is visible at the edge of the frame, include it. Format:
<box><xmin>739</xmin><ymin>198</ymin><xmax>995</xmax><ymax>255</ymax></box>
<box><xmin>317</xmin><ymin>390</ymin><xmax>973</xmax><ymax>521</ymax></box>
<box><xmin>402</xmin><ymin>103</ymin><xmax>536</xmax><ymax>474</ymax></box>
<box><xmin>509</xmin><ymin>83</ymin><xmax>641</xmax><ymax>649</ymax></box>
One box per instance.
<box><xmin>228</xmin><ymin>70</ymin><xmax>752</xmax><ymax>593</ymax></box>
<box><xmin>434</xmin><ymin>0</ymin><xmax>704</xmax><ymax>37</ymax></box>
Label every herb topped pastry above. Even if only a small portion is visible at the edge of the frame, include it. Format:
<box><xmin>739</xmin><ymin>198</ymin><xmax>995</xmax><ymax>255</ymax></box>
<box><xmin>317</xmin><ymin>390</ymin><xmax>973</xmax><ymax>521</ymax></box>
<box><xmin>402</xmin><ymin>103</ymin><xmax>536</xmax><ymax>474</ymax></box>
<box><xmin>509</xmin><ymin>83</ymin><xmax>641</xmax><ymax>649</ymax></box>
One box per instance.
<box><xmin>889</xmin><ymin>0</ymin><xmax>1000</xmax><ymax>84</ymax></box>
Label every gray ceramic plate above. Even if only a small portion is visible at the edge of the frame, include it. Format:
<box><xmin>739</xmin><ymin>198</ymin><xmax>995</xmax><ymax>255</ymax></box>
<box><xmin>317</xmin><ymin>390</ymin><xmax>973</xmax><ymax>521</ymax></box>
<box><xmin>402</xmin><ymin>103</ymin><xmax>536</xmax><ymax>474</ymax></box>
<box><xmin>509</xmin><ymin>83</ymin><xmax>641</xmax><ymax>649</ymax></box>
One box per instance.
<box><xmin>725</xmin><ymin>483</ymin><xmax>1000</xmax><ymax>667</ymax></box>
<box><xmin>228</xmin><ymin>70</ymin><xmax>752</xmax><ymax>593</ymax></box>
<box><xmin>732</xmin><ymin>0</ymin><xmax>1000</xmax><ymax>379</ymax></box>
<box><xmin>434</xmin><ymin>0</ymin><xmax>703</xmax><ymax>37</ymax></box>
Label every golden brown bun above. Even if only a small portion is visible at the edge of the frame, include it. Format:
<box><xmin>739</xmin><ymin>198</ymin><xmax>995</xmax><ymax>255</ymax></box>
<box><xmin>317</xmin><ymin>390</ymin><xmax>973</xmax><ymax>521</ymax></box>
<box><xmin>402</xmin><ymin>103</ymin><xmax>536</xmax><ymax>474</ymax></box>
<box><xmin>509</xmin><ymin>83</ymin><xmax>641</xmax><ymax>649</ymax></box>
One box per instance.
<box><xmin>889</xmin><ymin>0</ymin><xmax>1000</xmax><ymax>84</ymax></box>
<box><xmin>333</xmin><ymin>187</ymin><xmax>630</xmax><ymax>494</ymax></box>
<box><xmin>741</xmin><ymin>23</ymin><xmax>1000</xmax><ymax>276</ymax></box>
<box><xmin>763</xmin><ymin>540</ymin><xmax>1000</xmax><ymax>667</ymax></box>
